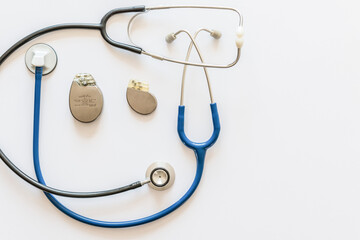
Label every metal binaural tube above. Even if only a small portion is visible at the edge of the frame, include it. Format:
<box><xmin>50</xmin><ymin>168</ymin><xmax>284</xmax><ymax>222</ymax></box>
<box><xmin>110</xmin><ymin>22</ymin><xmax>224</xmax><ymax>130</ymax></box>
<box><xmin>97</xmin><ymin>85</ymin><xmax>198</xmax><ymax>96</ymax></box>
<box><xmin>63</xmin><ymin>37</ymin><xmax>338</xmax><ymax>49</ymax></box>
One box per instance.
<box><xmin>176</xmin><ymin>29</ymin><xmax>215</xmax><ymax>105</ymax></box>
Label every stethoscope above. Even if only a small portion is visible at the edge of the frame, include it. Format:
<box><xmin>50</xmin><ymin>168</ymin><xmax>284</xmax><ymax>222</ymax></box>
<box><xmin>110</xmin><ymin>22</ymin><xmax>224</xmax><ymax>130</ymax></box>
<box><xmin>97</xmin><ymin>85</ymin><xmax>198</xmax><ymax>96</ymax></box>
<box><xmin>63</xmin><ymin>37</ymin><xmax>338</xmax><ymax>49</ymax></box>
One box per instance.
<box><xmin>0</xmin><ymin>5</ymin><xmax>244</xmax><ymax>228</ymax></box>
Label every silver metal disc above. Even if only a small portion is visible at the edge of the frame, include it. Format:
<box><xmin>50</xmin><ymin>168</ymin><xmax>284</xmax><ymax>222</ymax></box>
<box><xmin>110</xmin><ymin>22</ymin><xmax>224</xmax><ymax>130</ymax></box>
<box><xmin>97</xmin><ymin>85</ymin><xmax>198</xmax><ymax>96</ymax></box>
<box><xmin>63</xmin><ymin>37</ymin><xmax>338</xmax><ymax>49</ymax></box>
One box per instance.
<box><xmin>146</xmin><ymin>162</ymin><xmax>175</xmax><ymax>191</ymax></box>
<box><xmin>151</xmin><ymin>169</ymin><xmax>169</xmax><ymax>187</ymax></box>
<box><xmin>69</xmin><ymin>73</ymin><xmax>103</xmax><ymax>123</ymax></box>
<box><xmin>25</xmin><ymin>43</ymin><xmax>58</xmax><ymax>75</ymax></box>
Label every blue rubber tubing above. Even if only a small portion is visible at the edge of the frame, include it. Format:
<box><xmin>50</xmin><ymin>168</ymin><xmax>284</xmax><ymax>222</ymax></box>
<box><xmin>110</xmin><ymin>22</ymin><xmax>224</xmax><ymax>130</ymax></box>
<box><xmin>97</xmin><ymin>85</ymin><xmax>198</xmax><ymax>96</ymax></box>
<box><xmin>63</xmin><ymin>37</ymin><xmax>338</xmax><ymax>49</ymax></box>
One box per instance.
<box><xmin>32</xmin><ymin>66</ymin><xmax>220</xmax><ymax>228</ymax></box>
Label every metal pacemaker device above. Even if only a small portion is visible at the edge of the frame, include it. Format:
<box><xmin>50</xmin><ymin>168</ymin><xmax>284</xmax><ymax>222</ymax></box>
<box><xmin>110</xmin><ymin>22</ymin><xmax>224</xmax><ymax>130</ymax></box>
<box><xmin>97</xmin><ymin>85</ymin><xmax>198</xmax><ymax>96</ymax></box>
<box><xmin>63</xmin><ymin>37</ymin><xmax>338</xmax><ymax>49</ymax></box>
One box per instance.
<box><xmin>69</xmin><ymin>73</ymin><xmax>104</xmax><ymax>123</ymax></box>
<box><xmin>126</xmin><ymin>80</ymin><xmax>157</xmax><ymax>115</ymax></box>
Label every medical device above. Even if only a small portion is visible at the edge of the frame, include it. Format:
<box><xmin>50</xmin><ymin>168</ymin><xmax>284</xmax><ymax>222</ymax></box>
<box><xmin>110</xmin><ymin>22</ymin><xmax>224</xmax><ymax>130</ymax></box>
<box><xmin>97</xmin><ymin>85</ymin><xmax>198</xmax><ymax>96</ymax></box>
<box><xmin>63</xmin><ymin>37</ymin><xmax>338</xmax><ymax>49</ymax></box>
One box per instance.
<box><xmin>126</xmin><ymin>80</ymin><xmax>158</xmax><ymax>115</ymax></box>
<box><xmin>69</xmin><ymin>73</ymin><xmax>104</xmax><ymax>123</ymax></box>
<box><xmin>0</xmin><ymin>5</ymin><xmax>244</xmax><ymax>228</ymax></box>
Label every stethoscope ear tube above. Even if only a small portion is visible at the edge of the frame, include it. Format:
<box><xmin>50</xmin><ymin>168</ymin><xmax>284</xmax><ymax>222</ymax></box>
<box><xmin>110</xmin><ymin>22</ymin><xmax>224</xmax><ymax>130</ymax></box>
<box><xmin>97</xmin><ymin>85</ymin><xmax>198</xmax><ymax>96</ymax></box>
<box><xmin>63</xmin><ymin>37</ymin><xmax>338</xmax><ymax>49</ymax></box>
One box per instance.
<box><xmin>100</xmin><ymin>5</ymin><xmax>146</xmax><ymax>54</ymax></box>
<box><xmin>0</xmin><ymin>6</ymin><xmax>147</xmax><ymax>65</ymax></box>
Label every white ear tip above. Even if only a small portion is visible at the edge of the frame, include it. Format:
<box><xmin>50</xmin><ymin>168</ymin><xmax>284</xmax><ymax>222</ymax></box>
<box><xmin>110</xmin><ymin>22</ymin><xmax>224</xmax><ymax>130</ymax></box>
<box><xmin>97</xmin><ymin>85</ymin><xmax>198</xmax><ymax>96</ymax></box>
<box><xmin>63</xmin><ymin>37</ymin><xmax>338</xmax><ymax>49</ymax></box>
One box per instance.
<box><xmin>236</xmin><ymin>26</ymin><xmax>244</xmax><ymax>37</ymax></box>
<box><xmin>165</xmin><ymin>33</ymin><xmax>176</xmax><ymax>43</ymax></box>
<box><xmin>210</xmin><ymin>30</ymin><xmax>222</xmax><ymax>39</ymax></box>
<box><xmin>235</xmin><ymin>26</ymin><xmax>244</xmax><ymax>48</ymax></box>
<box><xmin>235</xmin><ymin>37</ymin><xmax>244</xmax><ymax>48</ymax></box>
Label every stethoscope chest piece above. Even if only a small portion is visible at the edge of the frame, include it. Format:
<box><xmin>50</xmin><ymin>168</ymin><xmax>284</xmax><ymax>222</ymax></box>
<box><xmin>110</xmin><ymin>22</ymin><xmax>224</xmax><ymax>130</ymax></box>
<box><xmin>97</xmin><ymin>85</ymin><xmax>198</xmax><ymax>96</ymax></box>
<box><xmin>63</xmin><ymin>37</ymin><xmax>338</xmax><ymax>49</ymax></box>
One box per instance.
<box><xmin>146</xmin><ymin>162</ymin><xmax>175</xmax><ymax>191</ymax></box>
<box><xmin>69</xmin><ymin>73</ymin><xmax>103</xmax><ymax>123</ymax></box>
<box><xmin>25</xmin><ymin>43</ymin><xmax>57</xmax><ymax>75</ymax></box>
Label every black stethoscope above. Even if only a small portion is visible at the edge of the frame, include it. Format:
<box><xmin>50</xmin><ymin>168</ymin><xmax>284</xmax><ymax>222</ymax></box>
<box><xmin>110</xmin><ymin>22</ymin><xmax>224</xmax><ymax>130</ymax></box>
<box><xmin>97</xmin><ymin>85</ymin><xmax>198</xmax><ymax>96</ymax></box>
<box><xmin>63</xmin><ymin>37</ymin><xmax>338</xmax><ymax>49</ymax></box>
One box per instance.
<box><xmin>0</xmin><ymin>5</ymin><xmax>244</xmax><ymax>228</ymax></box>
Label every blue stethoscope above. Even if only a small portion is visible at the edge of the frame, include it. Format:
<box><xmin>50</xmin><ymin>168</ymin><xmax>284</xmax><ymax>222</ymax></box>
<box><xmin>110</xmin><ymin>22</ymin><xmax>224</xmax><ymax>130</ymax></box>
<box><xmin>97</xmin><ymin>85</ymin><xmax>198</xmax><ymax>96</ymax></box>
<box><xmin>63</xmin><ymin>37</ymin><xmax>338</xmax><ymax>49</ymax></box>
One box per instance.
<box><xmin>0</xmin><ymin>5</ymin><xmax>244</xmax><ymax>228</ymax></box>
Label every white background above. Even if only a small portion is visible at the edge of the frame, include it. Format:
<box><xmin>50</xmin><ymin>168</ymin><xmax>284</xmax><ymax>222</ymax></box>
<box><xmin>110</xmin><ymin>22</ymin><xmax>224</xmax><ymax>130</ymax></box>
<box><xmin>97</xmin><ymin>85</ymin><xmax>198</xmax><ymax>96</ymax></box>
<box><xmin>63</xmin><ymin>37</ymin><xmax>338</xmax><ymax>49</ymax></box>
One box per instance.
<box><xmin>0</xmin><ymin>0</ymin><xmax>360</xmax><ymax>239</ymax></box>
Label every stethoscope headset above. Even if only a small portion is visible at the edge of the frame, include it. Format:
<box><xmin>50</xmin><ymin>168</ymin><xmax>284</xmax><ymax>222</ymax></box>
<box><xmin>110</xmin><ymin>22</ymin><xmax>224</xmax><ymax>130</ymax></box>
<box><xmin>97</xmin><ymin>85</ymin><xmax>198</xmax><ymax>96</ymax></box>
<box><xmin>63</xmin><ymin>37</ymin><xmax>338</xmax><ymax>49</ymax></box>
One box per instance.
<box><xmin>0</xmin><ymin>5</ymin><xmax>244</xmax><ymax>228</ymax></box>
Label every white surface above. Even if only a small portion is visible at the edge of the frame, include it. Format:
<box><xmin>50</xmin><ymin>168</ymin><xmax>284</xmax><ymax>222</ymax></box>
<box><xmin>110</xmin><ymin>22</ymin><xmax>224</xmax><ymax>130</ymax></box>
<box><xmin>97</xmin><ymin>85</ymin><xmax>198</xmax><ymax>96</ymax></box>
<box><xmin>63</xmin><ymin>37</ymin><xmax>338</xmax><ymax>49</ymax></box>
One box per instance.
<box><xmin>0</xmin><ymin>0</ymin><xmax>360</xmax><ymax>239</ymax></box>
